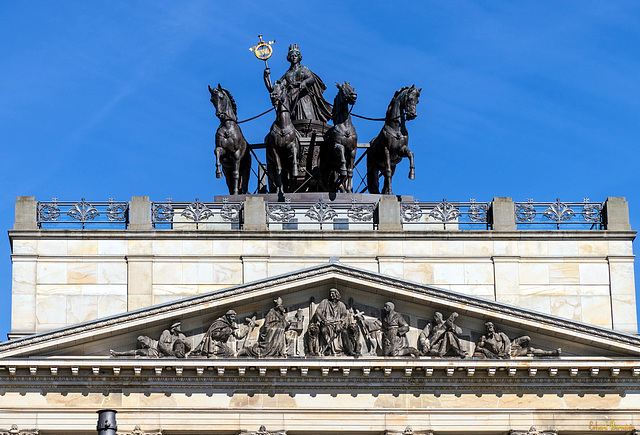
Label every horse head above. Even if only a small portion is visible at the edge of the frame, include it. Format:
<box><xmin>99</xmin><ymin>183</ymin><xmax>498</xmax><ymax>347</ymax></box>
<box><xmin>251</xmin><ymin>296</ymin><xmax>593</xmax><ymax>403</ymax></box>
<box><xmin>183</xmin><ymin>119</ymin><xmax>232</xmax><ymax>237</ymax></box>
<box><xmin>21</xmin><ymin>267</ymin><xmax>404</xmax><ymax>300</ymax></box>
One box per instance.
<box><xmin>403</xmin><ymin>85</ymin><xmax>421</xmax><ymax>121</ymax></box>
<box><xmin>270</xmin><ymin>80</ymin><xmax>290</xmax><ymax>112</ymax></box>
<box><xmin>336</xmin><ymin>81</ymin><xmax>357</xmax><ymax>105</ymax></box>
<box><xmin>209</xmin><ymin>83</ymin><xmax>237</xmax><ymax>121</ymax></box>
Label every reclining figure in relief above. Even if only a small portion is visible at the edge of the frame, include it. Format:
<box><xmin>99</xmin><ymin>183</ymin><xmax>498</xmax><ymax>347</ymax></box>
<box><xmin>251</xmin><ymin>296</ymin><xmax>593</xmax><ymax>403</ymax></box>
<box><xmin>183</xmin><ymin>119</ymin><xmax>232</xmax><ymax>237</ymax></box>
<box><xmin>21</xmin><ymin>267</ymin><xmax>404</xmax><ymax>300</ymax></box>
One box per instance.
<box><xmin>474</xmin><ymin>321</ymin><xmax>561</xmax><ymax>358</ymax></box>
<box><xmin>110</xmin><ymin>321</ymin><xmax>191</xmax><ymax>358</ymax></box>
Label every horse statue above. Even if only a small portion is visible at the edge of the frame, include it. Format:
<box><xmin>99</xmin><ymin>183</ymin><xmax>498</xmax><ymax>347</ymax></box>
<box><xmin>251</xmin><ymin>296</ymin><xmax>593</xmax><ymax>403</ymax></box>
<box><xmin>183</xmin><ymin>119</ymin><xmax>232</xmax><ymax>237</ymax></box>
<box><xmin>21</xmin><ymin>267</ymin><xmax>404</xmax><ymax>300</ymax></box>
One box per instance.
<box><xmin>266</xmin><ymin>80</ymin><xmax>300</xmax><ymax>194</ymax></box>
<box><xmin>323</xmin><ymin>81</ymin><xmax>358</xmax><ymax>192</ymax></box>
<box><xmin>209</xmin><ymin>84</ymin><xmax>251</xmax><ymax>195</ymax></box>
<box><xmin>366</xmin><ymin>85</ymin><xmax>421</xmax><ymax>195</ymax></box>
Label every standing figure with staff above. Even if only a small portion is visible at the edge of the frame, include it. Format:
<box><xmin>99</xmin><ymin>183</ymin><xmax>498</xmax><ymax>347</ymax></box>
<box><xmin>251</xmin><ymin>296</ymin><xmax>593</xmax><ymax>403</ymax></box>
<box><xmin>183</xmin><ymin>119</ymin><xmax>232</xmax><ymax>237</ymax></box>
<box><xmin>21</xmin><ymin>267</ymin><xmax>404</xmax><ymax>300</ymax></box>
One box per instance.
<box><xmin>263</xmin><ymin>44</ymin><xmax>333</xmax><ymax>124</ymax></box>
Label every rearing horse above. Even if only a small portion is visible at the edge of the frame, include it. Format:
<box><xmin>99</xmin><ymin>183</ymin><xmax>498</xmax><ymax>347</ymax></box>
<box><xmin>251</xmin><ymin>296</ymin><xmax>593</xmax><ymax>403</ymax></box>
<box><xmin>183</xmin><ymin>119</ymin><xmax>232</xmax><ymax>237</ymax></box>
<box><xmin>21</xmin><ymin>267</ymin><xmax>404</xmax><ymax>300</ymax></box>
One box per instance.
<box><xmin>266</xmin><ymin>80</ymin><xmax>300</xmax><ymax>194</ymax></box>
<box><xmin>323</xmin><ymin>81</ymin><xmax>358</xmax><ymax>193</ymax></box>
<box><xmin>209</xmin><ymin>84</ymin><xmax>251</xmax><ymax>195</ymax></box>
<box><xmin>366</xmin><ymin>85</ymin><xmax>421</xmax><ymax>195</ymax></box>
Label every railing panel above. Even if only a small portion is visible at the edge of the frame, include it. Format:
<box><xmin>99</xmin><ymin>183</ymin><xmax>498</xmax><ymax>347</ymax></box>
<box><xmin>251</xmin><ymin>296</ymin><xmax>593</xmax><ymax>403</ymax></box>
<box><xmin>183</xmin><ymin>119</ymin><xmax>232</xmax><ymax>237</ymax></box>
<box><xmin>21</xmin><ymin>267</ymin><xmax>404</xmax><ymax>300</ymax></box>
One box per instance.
<box><xmin>266</xmin><ymin>199</ymin><xmax>376</xmax><ymax>231</ymax></box>
<box><xmin>152</xmin><ymin>199</ymin><xmax>243</xmax><ymax>230</ymax></box>
<box><xmin>37</xmin><ymin>198</ymin><xmax>128</xmax><ymax>229</ymax></box>
<box><xmin>401</xmin><ymin>199</ymin><xmax>491</xmax><ymax>231</ymax></box>
<box><xmin>514</xmin><ymin>198</ymin><xmax>604</xmax><ymax>230</ymax></box>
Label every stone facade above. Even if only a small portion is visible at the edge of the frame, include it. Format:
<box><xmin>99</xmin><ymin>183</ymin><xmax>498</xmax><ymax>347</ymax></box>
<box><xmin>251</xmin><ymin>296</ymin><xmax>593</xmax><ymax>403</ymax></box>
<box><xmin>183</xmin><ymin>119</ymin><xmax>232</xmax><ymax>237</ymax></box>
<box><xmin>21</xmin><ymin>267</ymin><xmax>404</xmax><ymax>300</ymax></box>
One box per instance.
<box><xmin>2</xmin><ymin>195</ymin><xmax>638</xmax><ymax>434</ymax></box>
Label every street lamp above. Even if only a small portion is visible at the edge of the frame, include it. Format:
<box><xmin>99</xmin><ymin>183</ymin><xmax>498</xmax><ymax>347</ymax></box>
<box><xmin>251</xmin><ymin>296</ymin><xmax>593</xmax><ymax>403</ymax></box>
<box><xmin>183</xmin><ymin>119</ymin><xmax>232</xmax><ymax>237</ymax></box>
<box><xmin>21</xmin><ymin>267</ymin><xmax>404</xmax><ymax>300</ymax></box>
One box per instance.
<box><xmin>96</xmin><ymin>409</ymin><xmax>117</xmax><ymax>435</ymax></box>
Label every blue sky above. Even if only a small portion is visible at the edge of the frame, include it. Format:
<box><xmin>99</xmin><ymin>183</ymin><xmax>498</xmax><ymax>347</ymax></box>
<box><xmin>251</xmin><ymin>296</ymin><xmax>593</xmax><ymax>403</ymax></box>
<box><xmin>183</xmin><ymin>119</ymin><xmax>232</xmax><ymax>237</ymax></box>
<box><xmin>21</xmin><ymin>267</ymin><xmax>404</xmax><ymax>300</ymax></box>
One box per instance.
<box><xmin>1</xmin><ymin>1</ymin><xmax>639</xmax><ymax>338</ymax></box>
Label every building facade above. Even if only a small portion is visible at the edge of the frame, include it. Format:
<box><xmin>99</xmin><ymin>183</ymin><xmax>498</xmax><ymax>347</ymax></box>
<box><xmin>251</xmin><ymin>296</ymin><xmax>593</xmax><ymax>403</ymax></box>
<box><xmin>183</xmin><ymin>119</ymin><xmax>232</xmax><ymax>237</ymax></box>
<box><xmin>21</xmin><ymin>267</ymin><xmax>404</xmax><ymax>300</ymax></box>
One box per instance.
<box><xmin>1</xmin><ymin>195</ymin><xmax>638</xmax><ymax>434</ymax></box>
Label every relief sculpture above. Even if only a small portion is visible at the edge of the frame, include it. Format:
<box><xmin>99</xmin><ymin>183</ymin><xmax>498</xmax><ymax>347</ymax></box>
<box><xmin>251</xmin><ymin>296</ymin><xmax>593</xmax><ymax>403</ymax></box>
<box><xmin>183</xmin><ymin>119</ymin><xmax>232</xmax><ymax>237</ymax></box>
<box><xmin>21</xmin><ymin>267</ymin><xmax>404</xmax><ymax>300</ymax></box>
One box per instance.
<box><xmin>381</xmin><ymin>302</ymin><xmax>419</xmax><ymax>357</ymax></box>
<box><xmin>109</xmin><ymin>291</ymin><xmax>565</xmax><ymax>360</ymax></box>
<box><xmin>238</xmin><ymin>297</ymin><xmax>289</xmax><ymax>357</ymax></box>
<box><xmin>474</xmin><ymin>321</ymin><xmax>561</xmax><ymax>359</ymax></box>
<box><xmin>110</xmin><ymin>321</ymin><xmax>190</xmax><ymax>359</ymax></box>
<box><xmin>191</xmin><ymin>310</ymin><xmax>249</xmax><ymax>357</ymax></box>
<box><xmin>418</xmin><ymin>312</ymin><xmax>468</xmax><ymax>358</ymax></box>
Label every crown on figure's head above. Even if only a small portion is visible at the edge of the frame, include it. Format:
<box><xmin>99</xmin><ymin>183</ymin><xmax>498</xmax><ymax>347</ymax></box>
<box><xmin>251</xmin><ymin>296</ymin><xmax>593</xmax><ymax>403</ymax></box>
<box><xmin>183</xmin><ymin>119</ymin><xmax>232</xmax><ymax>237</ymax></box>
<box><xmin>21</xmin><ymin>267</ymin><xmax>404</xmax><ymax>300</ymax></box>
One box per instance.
<box><xmin>288</xmin><ymin>44</ymin><xmax>300</xmax><ymax>53</ymax></box>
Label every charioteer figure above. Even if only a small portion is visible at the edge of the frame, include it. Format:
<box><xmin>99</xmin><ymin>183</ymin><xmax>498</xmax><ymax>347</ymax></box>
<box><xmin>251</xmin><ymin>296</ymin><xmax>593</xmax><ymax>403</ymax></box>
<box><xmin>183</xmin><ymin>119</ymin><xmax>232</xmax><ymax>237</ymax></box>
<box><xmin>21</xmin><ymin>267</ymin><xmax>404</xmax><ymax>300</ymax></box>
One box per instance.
<box><xmin>264</xmin><ymin>44</ymin><xmax>333</xmax><ymax>133</ymax></box>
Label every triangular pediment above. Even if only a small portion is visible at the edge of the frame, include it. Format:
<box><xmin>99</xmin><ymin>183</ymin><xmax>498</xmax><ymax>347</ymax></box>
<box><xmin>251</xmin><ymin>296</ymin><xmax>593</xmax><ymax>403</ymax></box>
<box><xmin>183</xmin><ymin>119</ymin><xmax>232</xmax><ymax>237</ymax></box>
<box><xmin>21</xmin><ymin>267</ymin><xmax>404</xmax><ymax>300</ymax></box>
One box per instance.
<box><xmin>2</xmin><ymin>262</ymin><xmax>639</xmax><ymax>359</ymax></box>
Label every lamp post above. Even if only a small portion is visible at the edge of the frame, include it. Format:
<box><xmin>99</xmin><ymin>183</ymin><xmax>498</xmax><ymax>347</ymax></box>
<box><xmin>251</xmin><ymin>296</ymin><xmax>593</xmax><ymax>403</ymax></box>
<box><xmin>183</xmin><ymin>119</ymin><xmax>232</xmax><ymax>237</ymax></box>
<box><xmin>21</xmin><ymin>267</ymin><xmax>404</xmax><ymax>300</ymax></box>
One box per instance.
<box><xmin>96</xmin><ymin>409</ymin><xmax>117</xmax><ymax>435</ymax></box>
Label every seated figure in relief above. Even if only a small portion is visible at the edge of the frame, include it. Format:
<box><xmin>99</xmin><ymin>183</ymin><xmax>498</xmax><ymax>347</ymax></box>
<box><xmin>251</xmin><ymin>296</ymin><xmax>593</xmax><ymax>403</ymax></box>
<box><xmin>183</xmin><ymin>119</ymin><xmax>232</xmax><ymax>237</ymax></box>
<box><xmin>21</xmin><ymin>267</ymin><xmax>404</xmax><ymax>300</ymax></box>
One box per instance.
<box><xmin>191</xmin><ymin>310</ymin><xmax>249</xmax><ymax>357</ymax></box>
<box><xmin>380</xmin><ymin>301</ymin><xmax>419</xmax><ymax>357</ymax></box>
<box><xmin>474</xmin><ymin>321</ymin><xmax>512</xmax><ymax>359</ymax></box>
<box><xmin>418</xmin><ymin>312</ymin><xmax>467</xmax><ymax>358</ymax></box>
<box><xmin>312</xmin><ymin>288</ymin><xmax>349</xmax><ymax>356</ymax></box>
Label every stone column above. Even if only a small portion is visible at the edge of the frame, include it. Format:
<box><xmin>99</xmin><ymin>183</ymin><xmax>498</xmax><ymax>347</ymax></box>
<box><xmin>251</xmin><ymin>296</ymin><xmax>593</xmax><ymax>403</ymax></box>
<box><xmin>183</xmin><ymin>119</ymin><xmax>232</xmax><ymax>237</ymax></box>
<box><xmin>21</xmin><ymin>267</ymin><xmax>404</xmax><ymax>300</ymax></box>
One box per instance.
<box><xmin>243</xmin><ymin>196</ymin><xmax>267</xmax><ymax>231</ymax></box>
<box><xmin>14</xmin><ymin>196</ymin><xmax>37</xmax><ymax>230</ymax></box>
<box><xmin>491</xmin><ymin>197</ymin><xmax>516</xmax><ymax>231</ymax></box>
<box><xmin>129</xmin><ymin>196</ymin><xmax>152</xmax><ymax>231</ymax></box>
<box><xmin>604</xmin><ymin>197</ymin><xmax>631</xmax><ymax>230</ymax></box>
<box><xmin>378</xmin><ymin>196</ymin><xmax>402</xmax><ymax>231</ymax></box>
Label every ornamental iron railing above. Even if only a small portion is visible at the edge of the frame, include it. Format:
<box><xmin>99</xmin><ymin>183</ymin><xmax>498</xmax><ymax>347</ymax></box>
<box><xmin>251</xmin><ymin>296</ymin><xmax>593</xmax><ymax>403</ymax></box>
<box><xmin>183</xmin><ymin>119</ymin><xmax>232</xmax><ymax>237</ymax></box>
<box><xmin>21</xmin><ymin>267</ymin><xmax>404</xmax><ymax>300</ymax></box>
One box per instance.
<box><xmin>514</xmin><ymin>198</ymin><xmax>604</xmax><ymax>230</ymax></box>
<box><xmin>33</xmin><ymin>197</ymin><xmax>607</xmax><ymax>231</ymax></box>
<box><xmin>37</xmin><ymin>198</ymin><xmax>128</xmax><ymax>229</ymax></box>
<box><xmin>400</xmin><ymin>199</ymin><xmax>491</xmax><ymax>230</ymax></box>
<box><xmin>151</xmin><ymin>198</ymin><xmax>243</xmax><ymax>229</ymax></box>
<box><xmin>266</xmin><ymin>198</ymin><xmax>376</xmax><ymax>230</ymax></box>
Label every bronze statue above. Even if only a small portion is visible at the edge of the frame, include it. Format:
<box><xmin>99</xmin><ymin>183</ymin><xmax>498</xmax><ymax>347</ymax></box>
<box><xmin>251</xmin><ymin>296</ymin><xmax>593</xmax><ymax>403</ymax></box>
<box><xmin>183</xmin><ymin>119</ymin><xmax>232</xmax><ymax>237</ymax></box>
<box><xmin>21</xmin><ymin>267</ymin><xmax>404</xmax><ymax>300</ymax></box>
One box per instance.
<box><xmin>367</xmin><ymin>85</ymin><xmax>420</xmax><ymax>195</ymax></box>
<box><xmin>266</xmin><ymin>80</ymin><xmax>300</xmax><ymax>194</ymax></box>
<box><xmin>418</xmin><ymin>312</ymin><xmax>467</xmax><ymax>358</ymax></box>
<box><xmin>312</xmin><ymin>288</ymin><xmax>348</xmax><ymax>356</ymax></box>
<box><xmin>474</xmin><ymin>321</ymin><xmax>512</xmax><ymax>359</ymax></box>
<box><xmin>209</xmin><ymin>84</ymin><xmax>251</xmax><ymax>195</ymax></box>
<box><xmin>264</xmin><ymin>44</ymin><xmax>332</xmax><ymax>123</ymax></box>
<box><xmin>191</xmin><ymin>310</ymin><xmax>248</xmax><ymax>357</ymax></box>
<box><xmin>323</xmin><ymin>81</ymin><xmax>358</xmax><ymax>192</ymax></box>
<box><xmin>380</xmin><ymin>301</ymin><xmax>419</xmax><ymax>357</ymax></box>
<box><xmin>238</xmin><ymin>297</ymin><xmax>289</xmax><ymax>357</ymax></box>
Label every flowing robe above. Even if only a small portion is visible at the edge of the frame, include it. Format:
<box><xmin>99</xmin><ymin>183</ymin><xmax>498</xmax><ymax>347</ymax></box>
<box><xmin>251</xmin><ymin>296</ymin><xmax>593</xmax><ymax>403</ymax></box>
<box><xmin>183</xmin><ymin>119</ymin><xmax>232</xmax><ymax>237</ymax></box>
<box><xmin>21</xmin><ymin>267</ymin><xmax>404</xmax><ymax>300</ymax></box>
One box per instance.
<box><xmin>280</xmin><ymin>65</ymin><xmax>332</xmax><ymax>122</ymax></box>
<box><xmin>192</xmin><ymin>316</ymin><xmax>243</xmax><ymax>357</ymax></box>
<box><xmin>240</xmin><ymin>306</ymin><xmax>288</xmax><ymax>357</ymax></box>
<box><xmin>381</xmin><ymin>310</ymin><xmax>412</xmax><ymax>356</ymax></box>
<box><xmin>313</xmin><ymin>298</ymin><xmax>348</xmax><ymax>355</ymax></box>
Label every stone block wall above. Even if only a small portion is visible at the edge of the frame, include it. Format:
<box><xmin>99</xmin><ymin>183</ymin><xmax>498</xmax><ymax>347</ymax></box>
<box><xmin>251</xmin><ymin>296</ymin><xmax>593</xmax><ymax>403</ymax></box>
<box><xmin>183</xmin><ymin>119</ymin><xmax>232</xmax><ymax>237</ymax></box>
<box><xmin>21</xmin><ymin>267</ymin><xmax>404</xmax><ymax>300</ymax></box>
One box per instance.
<box><xmin>9</xmin><ymin>230</ymin><xmax>637</xmax><ymax>336</ymax></box>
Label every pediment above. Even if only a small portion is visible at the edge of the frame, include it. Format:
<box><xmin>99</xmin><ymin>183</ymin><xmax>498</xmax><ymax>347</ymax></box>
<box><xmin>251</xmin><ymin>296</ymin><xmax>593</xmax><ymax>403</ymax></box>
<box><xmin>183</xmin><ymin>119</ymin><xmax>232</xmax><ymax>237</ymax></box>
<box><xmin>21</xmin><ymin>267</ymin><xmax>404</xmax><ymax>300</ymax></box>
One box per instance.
<box><xmin>2</xmin><ymin>262</ymin><xmax>639</xmax><ymax>360</ymax></box>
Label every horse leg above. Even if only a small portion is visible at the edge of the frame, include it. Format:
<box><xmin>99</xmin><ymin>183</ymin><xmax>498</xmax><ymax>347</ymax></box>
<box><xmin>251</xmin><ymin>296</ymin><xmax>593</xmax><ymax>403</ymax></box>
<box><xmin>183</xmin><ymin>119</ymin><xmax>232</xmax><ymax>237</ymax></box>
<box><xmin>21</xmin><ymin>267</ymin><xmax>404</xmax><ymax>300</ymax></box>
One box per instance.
<box><xmin>407</xmin><ymin>149</ymin><xmax>415</xmax><ymax>180</ymax></box>
<box><xmin>290</xmin><ymin>141</ymin><xmax>299</xmax><ymax>178</ymax></box>
<box><xmin>346</xmin><ymin>147</ymin><xmax>356</xmax><ymax>193</ymax></box>
<box><xmin>232</xmin><ymin>152</ymin><xmax>241</xmax><ymax>195</ymax></box>
<box><xmin>274</xmin><ymin>152</ymin><xmax>284</xmax><ymax>195</ymax></box>
<box><xmin>214</xmin><ymin>146</ymin><xmax>223</xmax><ymax>178</ymax></box>
<box><xmin>335</xmin><ymin>143</ymin><xmax>347</xmax><ymax>175</ymax></box>
<box><xmin>240</xmin><ymin>148</ymin><xmax>251</xmax><ymax>194</ymax></box>
<box><xmin>382</xmin><ymin>146</ymin><xmax>393</xmax><ymax>195</ymax></box>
